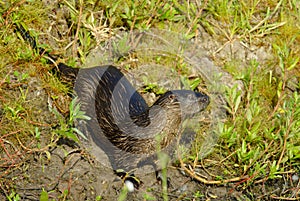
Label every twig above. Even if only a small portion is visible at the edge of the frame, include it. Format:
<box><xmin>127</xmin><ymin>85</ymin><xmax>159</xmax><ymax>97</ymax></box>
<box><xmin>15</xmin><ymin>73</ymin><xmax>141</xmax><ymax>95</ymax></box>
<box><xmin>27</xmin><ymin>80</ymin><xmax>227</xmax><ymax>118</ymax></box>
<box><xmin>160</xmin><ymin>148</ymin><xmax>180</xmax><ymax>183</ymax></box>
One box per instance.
<box><xmin>277</xmin><ymin>107</ymin><xmax>294</xmax><ymax>169</ymax></box>
<box><xmin>72</xmin><ymin>0</ymin><xmax>83</xmax><ymax>58</ymax></box>
<box><xmin>18</xmin><ymin>114</ymin><xmax>52</xmax><ymax>127</ymax></box>
<box><xmin>16</xmin><ymin>134</ymin><xmax>58</xmax><ymax>153</ymax></box>
<box><xmin>0</xmin><ymin>129</ymin><xmax>23</xmax><ymax>139</ymax></box>
<box><xmin>179</xmin><ymin>157</ymin><xmax>248</xmax><ymax>184</ymax></box>
<box><xmin>270</xmin><ymin>195</ymin><xmax>300</xmax><ymax>200</ymax></box>
<box><xmin>176</xmin><ymin>140</ymin><xmax>248</xmax><ymax>184</ymax></box>
<box><xmin>0</xmin><ymin>69</ymin><xmax>12</xmax><ymax>88</ymax></box>
<box><xmin>186</xmin><ymin>0</ymin><xmax>208</xmax><ymax>36</ymax></box>
<box><xmin>1</xmin><ymin>0</ymin><xmax>27</xmax><ymax>25</ymax></box>
<box><xmin>248</xmin><ymin>0</ymin><xmax>283</xmax><ymax>34</ymax></box>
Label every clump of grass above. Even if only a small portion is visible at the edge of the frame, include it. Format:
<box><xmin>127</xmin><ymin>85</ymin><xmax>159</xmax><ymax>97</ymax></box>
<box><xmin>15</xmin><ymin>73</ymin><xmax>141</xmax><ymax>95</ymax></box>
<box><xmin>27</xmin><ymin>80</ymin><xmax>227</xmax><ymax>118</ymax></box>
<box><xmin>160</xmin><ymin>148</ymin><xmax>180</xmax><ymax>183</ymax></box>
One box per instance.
<box><xmin>176</xmin><ymin>2</ymin><xmax>300</xmax><ymax>199</ymax></box>
<box><xmin>204</xmin><ymin>0</ymin><xmax>286</xmax><ymax>42</ymax></box>
<box><xmin>49</xmin><ymin>97</ymin><xmax>90</xmax><ymax>142</ymax></box>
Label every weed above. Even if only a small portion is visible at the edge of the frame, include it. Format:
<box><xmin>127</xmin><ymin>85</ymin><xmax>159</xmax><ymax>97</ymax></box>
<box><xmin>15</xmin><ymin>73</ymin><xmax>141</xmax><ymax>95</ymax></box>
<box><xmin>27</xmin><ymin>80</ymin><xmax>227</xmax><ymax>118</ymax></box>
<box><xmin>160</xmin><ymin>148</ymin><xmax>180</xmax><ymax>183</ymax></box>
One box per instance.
<box><xmin>141</xmin><ymin>77</ymin><xmax>166</xmax><ymax>95</ymax></box>
<box><xmin>39</xmin><ymin>189</ymin><xmax>48</xmax><ymax>201</ymax></box>
<box><xmin>180</xmin><ymin>75</ymin><xmax>202</xmax><ymax>91</ymax></box>
<box><xmin>58</xmin><ymin>189</ymin><xmax>69</xmax><ymax>201</ymax></box>
<box><xmin>30</xmin><ymin>127</ymin><xmax>41</xmax><ymax>149</ymax></box>
<box><xmin>95</xmin><ymin>195</ymin><xmax>102</xmax><ymax>201</ymax></box>
<box><xmin>49</xmin><ymin>97</ymin><xmax>90</xmax><ymax>142</ymax></box>
<box><xmin>193</xmin><ymin>190</ymin><xmax>204</xmax><ymax>198</ymax></box>
<box><xmin>117</xmin><ymin>185</ymin><xmax>129</xmax><ymax>201</ymax></box>
<box><xmin>143</xmin><ymin>193</ymin><xmax>156</xmax><ymax>200</ymax></box>
<box><xmin>215</xmin><ymin>56</ymin><xmax>299</xmax><ymax>184</ymax></box>
<box><xmin>224</xmin><ymin>83</ymin><xmax>242</xmax><ymax>121</ymax></box>
<box><xmin>205</xmin><ymin>0</ymin><xmax>285</xmax><ymax>42</ymax></box>
<box><xmin>4</xmin><ymin>104</ymin><xmax>25</xmax><ymax>122</ymax></box>
<box><xmin>6</xmin><ymin>190</ymin><xmax>20</xmax><ymax>201</ymax></box>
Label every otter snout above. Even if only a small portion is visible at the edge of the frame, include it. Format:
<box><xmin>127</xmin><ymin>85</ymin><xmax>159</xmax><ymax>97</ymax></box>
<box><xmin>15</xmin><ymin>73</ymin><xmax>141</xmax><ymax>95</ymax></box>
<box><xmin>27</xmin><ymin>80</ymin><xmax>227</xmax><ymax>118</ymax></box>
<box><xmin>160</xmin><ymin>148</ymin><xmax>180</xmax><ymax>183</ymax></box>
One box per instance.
<box><xmin>195</xmin><ymin>92</ymin><xmax>210</xmax><ymax>110</ymax></box>
<box><xmin>163</xmin><ymin>90</ymin><xmax>209</xmax><ymax>117</ymax></box>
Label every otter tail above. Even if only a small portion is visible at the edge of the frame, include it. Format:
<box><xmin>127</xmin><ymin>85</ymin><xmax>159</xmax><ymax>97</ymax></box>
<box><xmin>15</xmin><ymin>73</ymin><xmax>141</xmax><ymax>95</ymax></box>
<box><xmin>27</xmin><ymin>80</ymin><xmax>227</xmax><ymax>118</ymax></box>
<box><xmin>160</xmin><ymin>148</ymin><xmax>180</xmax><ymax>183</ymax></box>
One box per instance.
<box><xmin>14</xmin><ymin>23</ymin><xmax>79</xmax><ymax>85</ymax></box>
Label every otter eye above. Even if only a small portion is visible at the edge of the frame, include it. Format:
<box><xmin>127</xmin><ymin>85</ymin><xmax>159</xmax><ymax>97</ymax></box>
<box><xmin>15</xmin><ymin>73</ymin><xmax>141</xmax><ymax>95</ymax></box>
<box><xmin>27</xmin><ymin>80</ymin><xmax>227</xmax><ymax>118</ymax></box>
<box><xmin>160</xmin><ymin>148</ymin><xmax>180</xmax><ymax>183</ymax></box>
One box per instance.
<box><xmin>202</xmin><ymin>97</ymin><xmax>208</xmax><ymax>102</ymax></box>
<box><xmin>169</xmin><ymin>94</ymin><xmax>175</xmax><ymax>99</ymax></box>
<box><xmin>168</xmin><ymin>94</ymin><xmax>177</xmax><ymax>102</ymax></box>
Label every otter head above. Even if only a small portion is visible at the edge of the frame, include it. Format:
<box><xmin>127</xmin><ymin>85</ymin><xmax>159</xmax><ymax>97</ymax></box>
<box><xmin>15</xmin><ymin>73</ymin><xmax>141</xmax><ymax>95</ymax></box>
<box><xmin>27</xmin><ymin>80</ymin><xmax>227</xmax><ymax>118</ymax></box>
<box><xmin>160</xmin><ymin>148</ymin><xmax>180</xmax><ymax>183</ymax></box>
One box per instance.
<box><xmin>153</xmin><ymin>90</ymin><xmax>210</xmax><ymax>118</ymax></box>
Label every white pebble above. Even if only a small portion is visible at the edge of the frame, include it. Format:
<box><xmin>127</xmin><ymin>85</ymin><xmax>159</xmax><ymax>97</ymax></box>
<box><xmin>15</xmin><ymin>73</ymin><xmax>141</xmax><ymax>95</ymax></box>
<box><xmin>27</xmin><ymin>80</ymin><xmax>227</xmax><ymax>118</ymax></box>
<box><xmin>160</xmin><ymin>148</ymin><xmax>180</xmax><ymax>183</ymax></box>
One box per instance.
<box><xmin>125</xmin><ymin>180</ymin><xmax>135</xmax><ymax>192</ymax></box>
<box><xmin>292</xmin><ymin>174</ymin><xmax>299</xmax><ymax>182</ymax></box>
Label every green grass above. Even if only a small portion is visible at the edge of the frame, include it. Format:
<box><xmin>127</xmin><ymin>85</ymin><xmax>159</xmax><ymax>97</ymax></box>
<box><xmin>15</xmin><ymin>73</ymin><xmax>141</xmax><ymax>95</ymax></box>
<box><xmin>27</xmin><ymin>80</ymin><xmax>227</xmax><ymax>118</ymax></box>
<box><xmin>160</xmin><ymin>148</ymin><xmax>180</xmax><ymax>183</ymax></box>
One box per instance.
<box><xmin>1</xmin><ymin>0</ymin><xmax>300</xmax><ymax>200</ymax></box>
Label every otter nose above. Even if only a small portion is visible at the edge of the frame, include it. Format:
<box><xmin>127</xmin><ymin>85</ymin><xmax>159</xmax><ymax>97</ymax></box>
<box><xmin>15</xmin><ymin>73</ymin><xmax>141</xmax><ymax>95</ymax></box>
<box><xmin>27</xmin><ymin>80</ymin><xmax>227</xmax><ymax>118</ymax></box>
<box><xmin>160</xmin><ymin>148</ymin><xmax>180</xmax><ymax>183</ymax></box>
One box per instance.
<box><xmin>195</xmin><ymin>92</ymin><xmax>210</xmax><ymax>104</ymax></box>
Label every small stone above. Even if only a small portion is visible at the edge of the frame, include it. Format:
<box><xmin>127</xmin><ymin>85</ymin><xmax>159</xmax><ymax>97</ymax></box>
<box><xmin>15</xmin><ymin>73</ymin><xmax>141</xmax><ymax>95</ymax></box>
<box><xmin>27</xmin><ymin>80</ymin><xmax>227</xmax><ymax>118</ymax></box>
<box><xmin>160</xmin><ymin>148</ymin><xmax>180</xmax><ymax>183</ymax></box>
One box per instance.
<box><xmin>292</xmin><ymin>173</ymin><xmax>299</xmax><ymax>182</ymax></box>
<box><xmin>125</xmin><ymin>180</ymin><xmax>135</xmax><ymax>192</ymax></box>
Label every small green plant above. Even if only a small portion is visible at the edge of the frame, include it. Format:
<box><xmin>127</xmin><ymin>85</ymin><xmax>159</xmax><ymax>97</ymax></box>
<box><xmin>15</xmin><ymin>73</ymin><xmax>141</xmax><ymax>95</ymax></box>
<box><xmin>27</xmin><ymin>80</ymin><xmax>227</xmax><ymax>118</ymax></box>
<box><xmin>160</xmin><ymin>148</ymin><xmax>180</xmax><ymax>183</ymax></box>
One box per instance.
<box><xmin>158</xmin><ymin>152</ymin><xmax>169</xmax><ymax>201</ymax></box>
<box><xmin>142</xmin><ymin>76</ymin><xmax>166</xmax><ymax>95</ymax></box>
<box><xmin>16</xmin><ymin>46</ymin><xmax>35</xmax><ymax>61</ymax></box>
<box><xmin>30</xmin><ymin>127</ymin><xmax>42</xmax><ymax>149</ymax></box>
<box><xmin>33</xmin><ymin>127</ymin><xmax>41</xmax><ymax>140</ymax></box>
<box><xmin>5</xmin><ymin>71</ymin><xmax>29</xmax><ymax>84</ymax></box>
<box><xmin>142</xmin><ymin>82</ymin><xmax>166</xmax><ymax>95</ymax></box>
<box><xmin>13</xmin><ymin>70</ymin><xmax>29</xmax><ymax>82</ymax></box>
<box><xmin>117</xmin><ymin>185</ymin><xmax>129</xmax><ymax>201</ymax></box>
<box><xmin>180</xmin><ymin>75</ymin><xmax>202</xmax><ymax>90</ymax></box>
<box><xmin>58</xmin><ymin>189</ymin><xmax>69</xmax><ymax>200</ymax></box>
<box><xmin>39</xmin><ymin>189</ymin><xmax>49</xmax><ymax>201</ymax></box>
<box><xmin>224</xmin><ymin>83</ymin><xmax>242</xmax><ymax>121</ymax></box>
<box><xmin>49</xmin><ymin>97</ymin><xmax>90</xmax><ymax>142</ymax></box>
<box><xmin>7</xmin><ymin>190</ymin><xmax>20</xmax><ymax>201</ymax></box>
<box><xmin>143</xmin><ymin>193</ymin><xmax>156</xmax><ymax>200</ymax></box>
<box><xmin>4</xmin><ymin>104</ymin><xmax>25</xmax><ymax>122</ymax></box>
<box><xmin>95</xmin><ymin>195</ymin><xmax>102</xmax><ymax>201</ymax></box>
<box><xmin>193</xmin><ymin>190</ymin><xmax>204</xmax><ymax>198</ymax></box>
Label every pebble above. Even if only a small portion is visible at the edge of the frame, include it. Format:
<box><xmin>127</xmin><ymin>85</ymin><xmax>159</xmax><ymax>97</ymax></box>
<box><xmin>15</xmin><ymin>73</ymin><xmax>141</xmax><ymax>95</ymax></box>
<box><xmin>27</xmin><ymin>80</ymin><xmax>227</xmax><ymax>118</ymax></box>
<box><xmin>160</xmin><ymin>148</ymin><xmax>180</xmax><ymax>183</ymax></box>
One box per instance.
<box><xmin>124</xmin><ymin>180</ymin><xmax>135</xmax><ymax>192</ymax></box>
<box><xmin>292</xmin><ymin>173</ymin><xmax>299</xmax><ymax>182</ymax></box>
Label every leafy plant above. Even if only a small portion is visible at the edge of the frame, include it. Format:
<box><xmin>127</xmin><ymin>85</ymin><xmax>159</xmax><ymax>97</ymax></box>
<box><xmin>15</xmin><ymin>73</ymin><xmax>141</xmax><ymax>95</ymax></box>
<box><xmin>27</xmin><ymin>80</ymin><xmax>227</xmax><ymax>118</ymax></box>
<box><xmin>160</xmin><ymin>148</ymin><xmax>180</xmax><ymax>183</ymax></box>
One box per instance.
<box><xmin>30</xmin><ymin>127</ymin><xmax>42</xmax><ymax>149</ymax></box>
<box><xmin>39</xmin><ymin>189</ymin><xmax>48</xmax><ymax>201</ymax></box>
<box><xmin>49</xmin><ymin>97</ymin><xmax>90</xmax><ymax>142</ymax></box>
<box><xmin>13</xmin><ymin>71</ymin><xmax>29</xmax><ymax>82</ymax></box>
<box><xmin>141</xmin><ymin>76</ymin><xmax>166</xmax><ymax>95</ymax></box>
<box><xmin>143</xmin><ymin>193</ymin><xmax>156</xmax><ymax>200</ymax></box>
<box><xmin>6</xmin><ymin>190</ymin><xmax>20</xmax><ymax>201</ymax></box>
<box><xmin>224</xmin><ymin>83</ymin><xmax>242</xmax><ymax>121</ymax></box>
<box><xmin>4</xmin><ymin>104</ymin><xmax>25</xmax><ymax>122</ymax></box>
<box><xmin>180</xmin><ymin>75</ymin><xmax>202</xmax><ymax>90</ymax></box>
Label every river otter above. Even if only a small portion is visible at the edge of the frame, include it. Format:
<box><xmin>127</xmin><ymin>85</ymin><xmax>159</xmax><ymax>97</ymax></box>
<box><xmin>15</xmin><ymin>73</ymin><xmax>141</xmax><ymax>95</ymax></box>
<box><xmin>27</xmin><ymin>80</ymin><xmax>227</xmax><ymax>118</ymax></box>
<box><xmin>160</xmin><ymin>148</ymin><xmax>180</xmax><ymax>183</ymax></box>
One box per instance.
<box><xmin>58</xmin><ymin>64</ymin><xmax>210</xmax><ymax>189</ymax></box>
<box><xmin>15</xmin><ymin>23</ymin><xmax>210</xmax><ymax>189</ymax></box>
